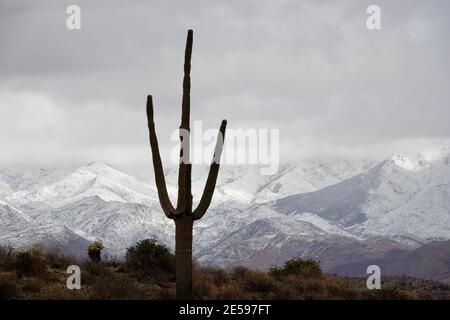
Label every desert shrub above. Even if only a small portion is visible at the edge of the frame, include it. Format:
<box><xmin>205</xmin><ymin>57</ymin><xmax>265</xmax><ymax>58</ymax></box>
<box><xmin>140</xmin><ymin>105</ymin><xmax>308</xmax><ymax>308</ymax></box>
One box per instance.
<box><xmin>324</xmin><ymin>276</ymin><xmax>360</xmax><ymax>299</ymax></box>
<box><xmin>272</xmin><ymin>282</ymin><xmax>298</xmax><ymax>300</ymax></box>
<box><xmin>90</xmin><ymin>274</ymin><xmax>145</xmax><ymax>299</ymax></box>
<box><xmin>242</xmin><ymin>271</ymin><xmax>276</xmax><ymax>294</ymax></box>
<box><xmin>215</xmin><ymin>285</ymin><xmax>251</xmax><ymax>300</ymax></box>
<box><xmin>193</xmin><ymin>278</ymin><xmax>213</xmax><ymax>299</ymax></box>
<box><xmin>101</xmin><ymin>257</ymin><xmax>122</xmax><ymax>268</ymax></box>
<box><xmin>192</xmin><ymin>268</ymin><xmax>214</xmax><ymax>298</ymax></box>
<box><xmin>0</xmin><ymin>274</ymin><xmax>19</xmax><ymax>299</ymax></box>
<box><xmin>14</xmin><ymin>247</ymin><xmax>49</xmax><ymax>279</ymax></box>
<box><xmin>44</xmin><ymin>250</ymin><xmax>75</xmax><ymax>269</ymax></box>
<box><xmin>83</xmin><ymin>260</ymin><xmax>109</xmax><ymax>276</ymax></box>
<box><xmin>288</xmin><ymin>276</ymin><xmax>326</xmax><ymax>299</ymax></box>
<box><xmin>211</xmin><ymin>269</ymin><xmax>229</xmax><ymax>286</ymax></box>
<box><xmin>270</xmin><ymin>258</ymin><xmax>322</xmax><ymax>279</ymax></box>
<box><xmin>231</xmin><ymin>266</ymin><xmax>250</xmax><ymax>279</ymax></box>
<box><xmin>81</xmin><ymin>261</ymin><xmax>111</xmax><ymax>286</ymax></box>
<box><xmin>155</xmin><ymin>285</ymin><xmax>176</xmax><ymax>300</ymax></box>
<box><xmin>367</xmin><ymin>287</ymin><xmax>412</xmax><ymax>300</ymax></box>
<box><xmin>193</xmin><ymin>268</ymin><xmax>234</xmax><ymax>299</ymax></box>
<box><xmin>0</xmin><ymin>246</ymin><xmax>15</xmax><ymax>271</ymax></box>
<box><xmin>125</xmin><ymin>239</ymin><xmax>175</xmax><ymax>280</ymax></box>
<box><xmin>20</xmin><ymin>277</ymin><xmax>42</xmax><ymax>294</ymax></box>
<box><xmin>196</xmin><ymin>267</ymin><xmax>229</xmax><ymax>287</ymax></box>
<box><xmin>87</xmin><ymin>241</ymin><xmax>104</xmax><ymax>263</ymax></box>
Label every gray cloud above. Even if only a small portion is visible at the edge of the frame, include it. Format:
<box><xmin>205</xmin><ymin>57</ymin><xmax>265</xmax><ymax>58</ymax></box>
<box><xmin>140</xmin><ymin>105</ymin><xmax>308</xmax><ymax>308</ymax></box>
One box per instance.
<box><xmin>0</xmin><ymin>0</ymin><xmax>449</xmax><ymax>171</ymax></box>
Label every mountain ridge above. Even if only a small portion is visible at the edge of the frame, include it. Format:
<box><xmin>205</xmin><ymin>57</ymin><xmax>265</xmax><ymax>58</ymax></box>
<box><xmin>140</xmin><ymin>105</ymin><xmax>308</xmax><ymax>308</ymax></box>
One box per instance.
<box><xmin>1</xmin><ymin>152</ymin><xmax>449</xmax><ymax>281</ymax></box>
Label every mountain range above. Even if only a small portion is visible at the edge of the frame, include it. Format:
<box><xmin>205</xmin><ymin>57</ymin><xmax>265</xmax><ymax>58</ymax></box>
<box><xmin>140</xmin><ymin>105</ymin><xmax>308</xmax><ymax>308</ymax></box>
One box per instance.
<box><xmin>1</xmin><ymin>149</ymin><xmax>449</xmax><ymax>283</ymax></box>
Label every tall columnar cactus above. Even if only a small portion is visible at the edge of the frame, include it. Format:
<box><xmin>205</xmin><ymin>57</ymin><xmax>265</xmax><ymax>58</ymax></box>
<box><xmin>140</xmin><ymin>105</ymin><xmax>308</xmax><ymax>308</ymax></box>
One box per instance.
<box><xmin>146</xmin><ymin>29</ymin><xmax>227</xmax><ymax>299</ymax></box>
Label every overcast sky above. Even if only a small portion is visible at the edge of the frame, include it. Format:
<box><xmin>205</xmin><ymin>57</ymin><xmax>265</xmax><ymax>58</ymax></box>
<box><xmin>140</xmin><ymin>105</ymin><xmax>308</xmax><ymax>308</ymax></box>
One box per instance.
<box><xmin>1</xmin><ymin>0</ymin><xmax>449</xmax><ymax>173</ymax></box>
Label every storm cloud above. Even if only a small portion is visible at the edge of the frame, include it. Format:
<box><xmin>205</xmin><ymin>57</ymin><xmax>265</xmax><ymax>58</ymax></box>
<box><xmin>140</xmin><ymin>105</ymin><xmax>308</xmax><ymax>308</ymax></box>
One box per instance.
<box><xmin>1</xmin><ymin>0</ymin><xmax>449</xmax><ymax>171</ymax></box>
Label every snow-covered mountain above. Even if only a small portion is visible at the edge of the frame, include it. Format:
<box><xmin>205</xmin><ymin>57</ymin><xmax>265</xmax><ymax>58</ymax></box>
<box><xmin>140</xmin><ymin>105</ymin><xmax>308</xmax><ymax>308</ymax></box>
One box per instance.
<box><xmin>30</xmin><ymin>196</ymin><xmax>174</xmax><ymax>253</ymax></box>
<box><xmin>1</xmin><ymin>150</ymin><xmax>449</xmax><ymax>279</ymax></box>
<box><xmin>0</xmin><ymin>181</ymin><xmax>13</xmax><ymax>198</ymax></box>
<box><xmin>5</xmin><ymin>163</ymin><xmax>158</xmax><ymax>208</ymax></box>
<box><xmin>0</xmin><ymin>200</ymin><xmax>89</xmax><ymax>258</ymax></box>
<box><xmin>162</xmin><ymin>159</ymin><xmax>374</xmax><ymax>205</ymax></box>
<box><xmin>273</xmin><ymin>151</ymin><xmax>450</xmax><ymax>245</ymax></box>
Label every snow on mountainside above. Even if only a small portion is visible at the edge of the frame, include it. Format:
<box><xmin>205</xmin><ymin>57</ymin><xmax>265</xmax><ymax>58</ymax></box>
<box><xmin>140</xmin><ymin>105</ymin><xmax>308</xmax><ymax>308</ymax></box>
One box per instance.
<box><xmin>0</xmin><ymin>201</ymin><xmax>89</xmax><ymax>258</ymax></box>
<box><xmin>5</xmin><ymin>163</ymin><xmax>158</xmax><ymax>208</ymax></box>
<box><xmin>254</xmin><ymin>159</ymin><xmax>375</xmax><ymax>203</ymax></box>
<box><xmin>0</xmin><ymin>167</ymin><xmax>71</xmax><ymax>191</ymax></box>
<box><xmin>162</xmin><ymin>159</ymin><xmax>374</xmax><ymax>205</ymax></box>
<box><xmin>31</xmin><ymin>196</ymin><xmax>174</xmax><ymax>253</ymax></box>
<box><xmin>273</xmin><ymin>152</ymin><xmax>450</xmax><ymax>245</ymax></box>
<box><xmin>0</xmin><ymin>181</ymin><xmax>13</xmax><ymax>198</ymax></box>
<box><xmin>0</xmin><ymin>160</ymin><xmax>374</xmax><ymax>262</ymax></box>
<box><xmin>0</xmin><ymin>200</ymin><xmax>32</xmax><ymax>227</ymax></box>
<box><xmin>1</xmin><ymin>151</ymin><xmax>449</xmax><ymax>276</ymax></box>
<box><xmin>353</xmin><ymin>152</ymin><xmax>450</xmax><ymax>241</ymax></box>
<box><xmin>193</xmin><ymin>203</ymin><xmax>405</xmax><ymax>271</ymax></box>
<box><xmin>274</xmin><ymin>157</ymin><xmax>424</xmax><ymax>228</ymax></box>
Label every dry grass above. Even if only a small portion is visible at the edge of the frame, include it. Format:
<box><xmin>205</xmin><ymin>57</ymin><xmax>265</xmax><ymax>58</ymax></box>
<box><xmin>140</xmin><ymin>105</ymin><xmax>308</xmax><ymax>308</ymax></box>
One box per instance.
<box><xmin>1</xmin><ymin>245</ymin><xmax>450</xmax><ymax>300</ymax></box>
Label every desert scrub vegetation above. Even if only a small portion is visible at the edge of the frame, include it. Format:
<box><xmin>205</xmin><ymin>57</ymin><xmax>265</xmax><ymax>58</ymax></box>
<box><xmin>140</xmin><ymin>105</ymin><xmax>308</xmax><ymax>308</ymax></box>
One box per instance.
<box><xmin>15</xmin><ymin>247</ymin><xmax>51</xmax><ymax>279</ymax></box>
<box><xmin>1</xmin><ymin>242</ymin><xmax>450</xmax><ymax>300</ymax></box>
<box><xmin>87</xmin><ymin>241</ymin><xmax>104</xmax><ymax>263</ymax></box>
<box><xmin>270</xmin><ymin>258</ymin><xmax>322</xmax><ymax>279</ymax></box>
<box><xmin>125</xmin><ymin>239</ymin><xmax>175</xmax><ymax>282</ymax></box>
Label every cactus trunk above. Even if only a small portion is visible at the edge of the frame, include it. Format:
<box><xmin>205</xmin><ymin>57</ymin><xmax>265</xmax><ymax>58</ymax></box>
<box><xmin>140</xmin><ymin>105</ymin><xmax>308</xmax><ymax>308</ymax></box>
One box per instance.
<box><xmin>175</xmin><ymin>218</ymin><xmax>193</xmax><ymax>299</ymax></box>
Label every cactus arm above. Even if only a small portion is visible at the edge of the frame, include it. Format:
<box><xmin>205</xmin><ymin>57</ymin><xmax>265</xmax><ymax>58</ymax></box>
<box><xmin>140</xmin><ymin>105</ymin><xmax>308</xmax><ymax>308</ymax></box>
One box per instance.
<box><xmin>146</xmin><ymin>95</ymin><xmax>176</xmax><ymax>219</ymax></box>
<box><xmin>177</xmin><ymin>29</ymin><xmax>193</xmax><ymax>213</ymax></box>
<box><xmin>181</xmin><ymin>29</ymin><xmax>193</xmax><ymax>131</ymax></box>
<box><xmin>193</xmin><ymin>120</ymin><xmax>227</xmax><ymax>220</ymax></box>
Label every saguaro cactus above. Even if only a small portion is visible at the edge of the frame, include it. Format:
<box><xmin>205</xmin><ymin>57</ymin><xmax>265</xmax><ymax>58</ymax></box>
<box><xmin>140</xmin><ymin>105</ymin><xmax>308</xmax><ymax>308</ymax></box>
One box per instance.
<box><xmin>146</xmin><ymin>29</ymin><xmax>227</xmax><ymax>299</ymax></box>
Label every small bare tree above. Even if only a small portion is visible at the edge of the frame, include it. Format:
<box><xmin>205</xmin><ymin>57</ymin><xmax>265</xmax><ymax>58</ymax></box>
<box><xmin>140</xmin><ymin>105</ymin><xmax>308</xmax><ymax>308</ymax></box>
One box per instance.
<box><xmin>146</xmin><ymin>29</ymin><xmax>227</xmax><ymax>299</ymax></box>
